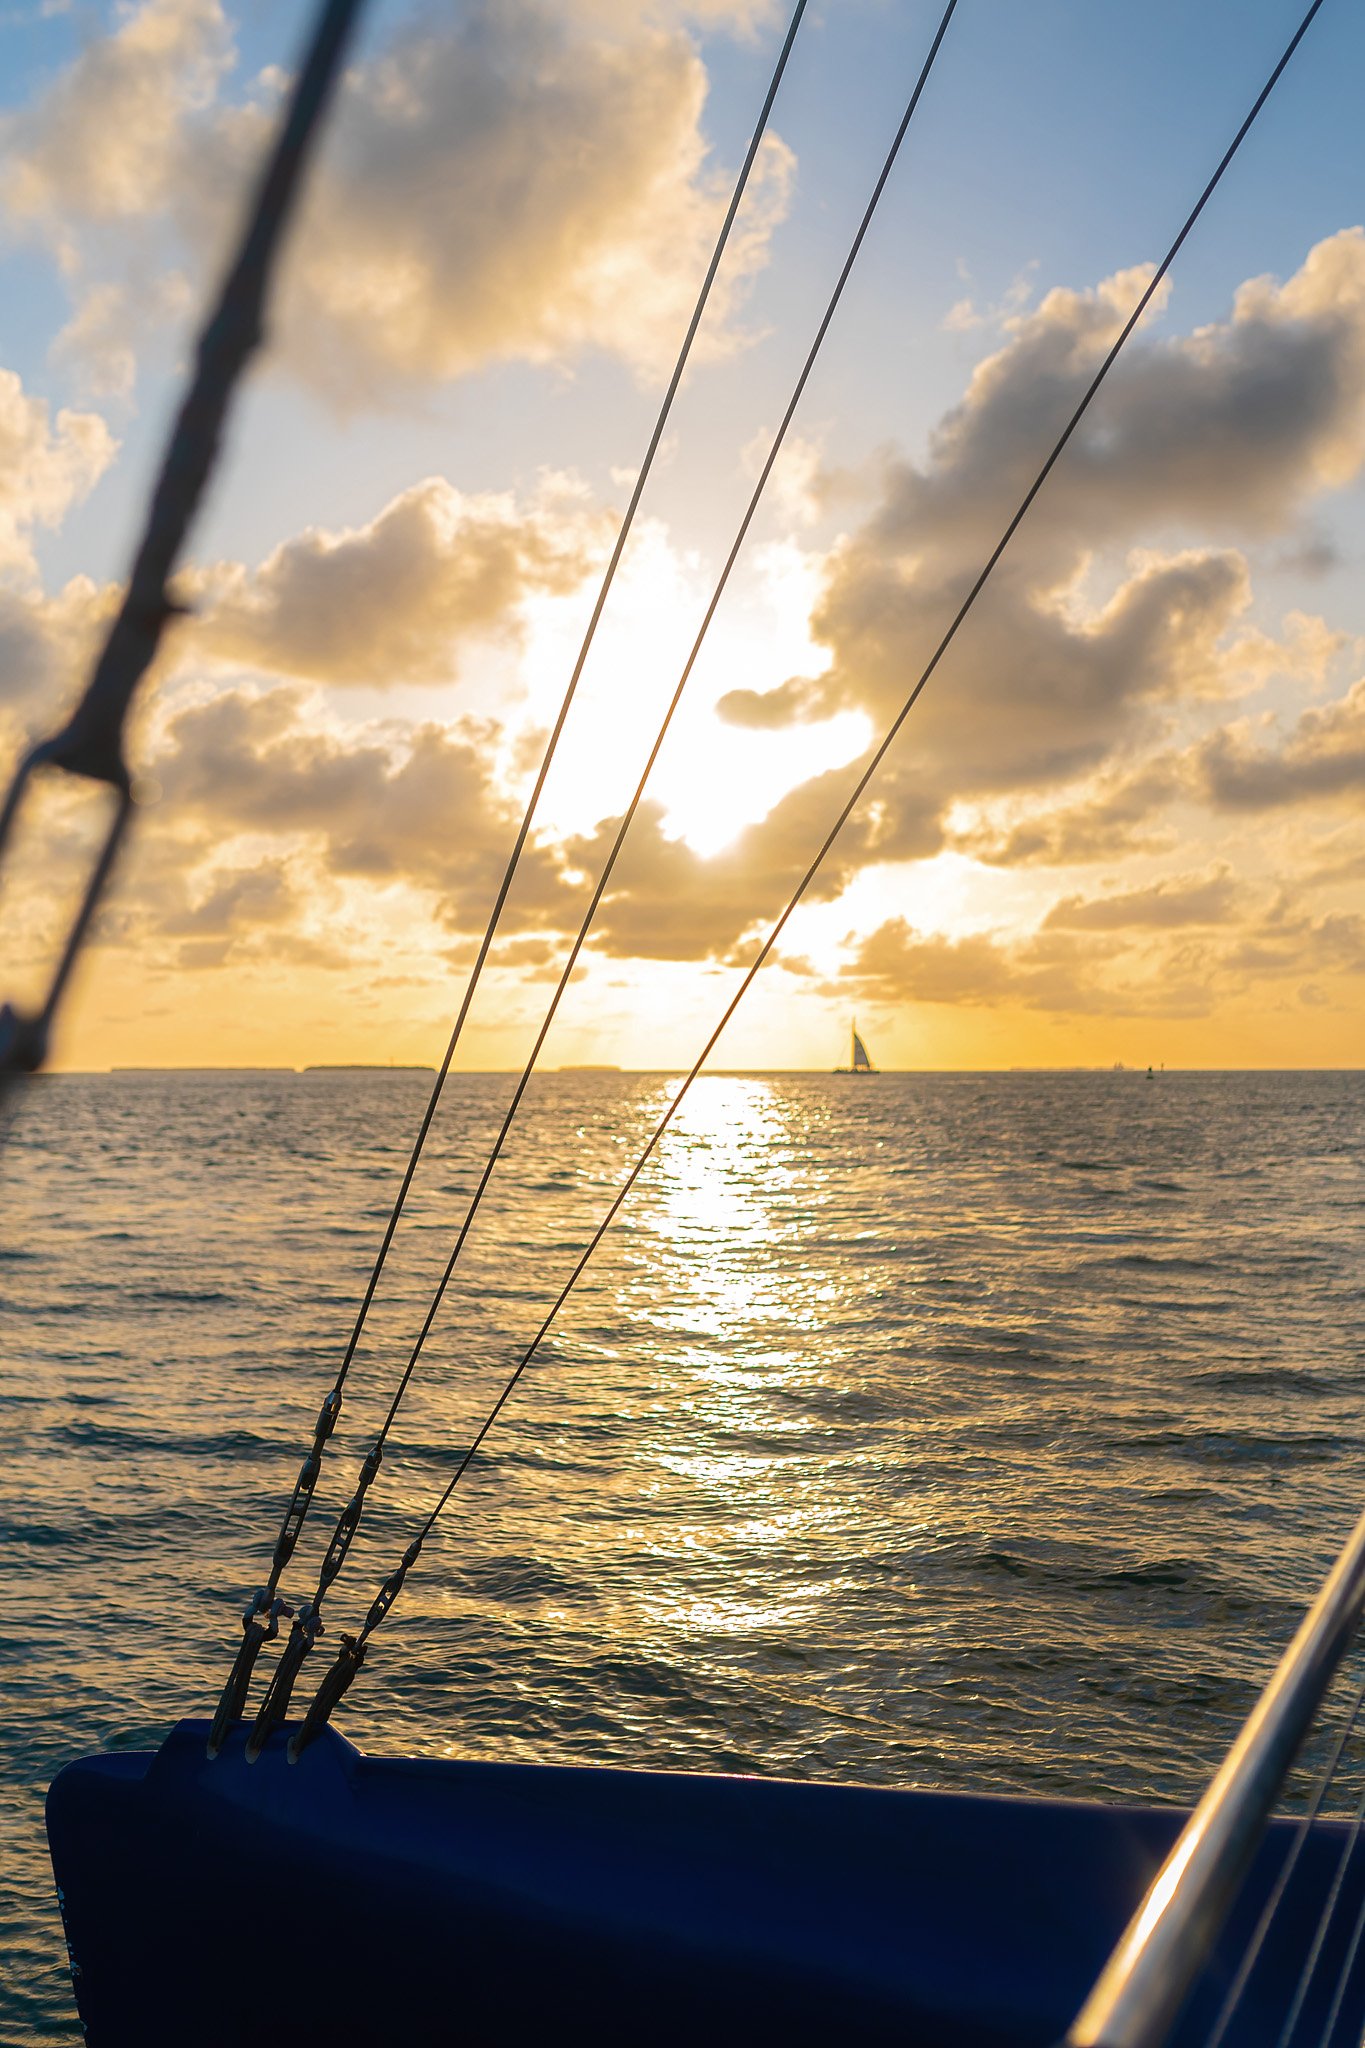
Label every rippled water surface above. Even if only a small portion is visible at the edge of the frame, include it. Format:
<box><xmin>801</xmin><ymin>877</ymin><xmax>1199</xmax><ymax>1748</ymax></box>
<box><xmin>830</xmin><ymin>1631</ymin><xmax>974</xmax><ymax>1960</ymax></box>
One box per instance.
<box><xmin>2</xmin><ymin>1068</ymin><xmax>1363</xmax><ymax>2040</ymax></box>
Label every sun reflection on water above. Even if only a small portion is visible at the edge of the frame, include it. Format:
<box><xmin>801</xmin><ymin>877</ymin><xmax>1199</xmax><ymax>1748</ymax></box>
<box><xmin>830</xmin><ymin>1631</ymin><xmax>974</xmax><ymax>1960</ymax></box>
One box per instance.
<box><xmin>636</xmin><ymin>1074</ymin><xmax>846</xmax><ymax>1338</ymax></box>
<box><xmin>8</xmin><ymin>1068</ymin><xmax>1365</xmax><ymax>2042</ymax></box>
<box><xmin>585</xmin><ymin>1076</ymin><xmax>885</xmax><ymax>1650</ymax></box>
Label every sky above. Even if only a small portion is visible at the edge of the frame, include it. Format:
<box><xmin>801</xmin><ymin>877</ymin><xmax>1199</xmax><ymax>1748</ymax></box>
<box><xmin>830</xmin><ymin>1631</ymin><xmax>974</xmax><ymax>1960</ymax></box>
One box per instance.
<box><xmin>0</xmin><ymin>0</ymin><xmax>1362</xmax><ymax>1072</ymax></box>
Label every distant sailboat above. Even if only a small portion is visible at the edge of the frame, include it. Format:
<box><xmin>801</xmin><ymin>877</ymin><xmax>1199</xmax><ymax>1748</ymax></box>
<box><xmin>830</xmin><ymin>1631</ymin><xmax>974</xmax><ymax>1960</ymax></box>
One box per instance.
<box><xmin>834</xmin><ymin>1021</ymin><xmax>877</xmax><ymax>1074</ymax></box>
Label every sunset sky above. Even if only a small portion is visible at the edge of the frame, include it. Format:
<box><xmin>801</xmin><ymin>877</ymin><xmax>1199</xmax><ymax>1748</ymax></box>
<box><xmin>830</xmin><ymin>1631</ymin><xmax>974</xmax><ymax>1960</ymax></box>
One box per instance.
<box><xmin>1</xmin><ymin>0</ymin><xmax>1362</xmax><ymax>1071</ymax></box>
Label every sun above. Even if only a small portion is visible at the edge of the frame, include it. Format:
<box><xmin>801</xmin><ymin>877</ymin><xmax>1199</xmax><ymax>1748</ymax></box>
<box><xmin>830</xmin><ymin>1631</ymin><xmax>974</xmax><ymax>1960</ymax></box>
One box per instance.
<box><xmin>507</xmin><ymin>531</ymin><xmax>869</xmax><ymax>857</ymax></box>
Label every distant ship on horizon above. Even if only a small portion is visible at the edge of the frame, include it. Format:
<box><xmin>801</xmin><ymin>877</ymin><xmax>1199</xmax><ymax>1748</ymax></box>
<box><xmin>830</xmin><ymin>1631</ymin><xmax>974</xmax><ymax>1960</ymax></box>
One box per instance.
<box><xmin>833</xmin><ymin>1021</ymin><xmax>877</xmax><ymax>1075</ymax></box>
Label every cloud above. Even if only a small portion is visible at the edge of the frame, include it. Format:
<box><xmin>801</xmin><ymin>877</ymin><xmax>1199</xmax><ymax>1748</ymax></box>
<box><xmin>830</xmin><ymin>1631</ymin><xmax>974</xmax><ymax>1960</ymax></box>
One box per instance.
<box><xmin>5</xmin><ymin>0</ymin><xmax>795</xmax><ymax>400</ymax></box>
<box><xmin>717</xmin><ymin>674</ymin><xmax>815</xmax><ymax>729</ymax></box>
<box><xmin>150</xmin><ymin>858</ymin><xmax>351</xmax><ymax>971</ymax></box>
<box><xmin>1303</xmin><ymin>825</ymin><xmax>1365</xmax><ymax>890</ymax></box>
<box><xmin>193</xmin><ymin>477</ymin><xmax>609</xmax><ymax>686</ymax></box>
<box><xmin>846</xmin><ymin>917</ymin><xmax>1120</xmax><ymax>1016</ymax></box>
<box><xmin>704</xmin><ymin>231</ymin><xmax>1365</xmax><ymax>919</ymax></box>
<box><xmin>0</xmin><ymin>368</ymin><xmax>115</xmax><ymax>578</ymax></box>
<box><xmin>13</xmin><ymin>197</ymin><xmax>1361</xmax><ymax>1020</ymax></box>
<box><xmin>158</xmin><ymin>859</ymin><xmax>294</xmax><ymax>939</ymax></box>
<box><xmin>738</xmin><ymin>428</ymin><xmax>828</xmax><ymax>528</ymax></box>
<box><xmin>940</xmin><ymin>262</ymin><xmax>1037</xmax><ymax>338</ymax></box>
<box><xmin>1043</xmin><ymin>866</ymin><xmax>1242</xmax><ymax>931</ymax></box>
<box><xmin>1195</xmin><ymin>679</ymin><xmax>1365</xmax><ymax>812</ymax></box>
<box><xmin>149</xmin><ymin>685</ymin><xmax>569</xmax><ymax>937</ymax></box>
<box><xmin>952</xmin><ymin>757</ymin><xmax>1184</xmax><ymax>867</ymax></box>
<box><xmin>562</xmin><ymin>759</ymin><xmax>939</xmax><ymax>962</ymax></box>
<box><xmin>942</xmin><ymin>298</ymin><xmax>984</xmax><ymax>335</ymax></box>
<box><xmin>269</xmin><ymin>1</ymin><xmax>795</xmax><ymax>394</ymax></box>
<box><xmin>846</xmin><ymin>893</ymin><xmax>1365</xmax><ymax>1023</ymax></box>
<box><xmin>884</xmin><ymin>231</ymin><xmax>1365</xmax><ymax>565</ymax></box>
<box><xmin>822</xmin><ymin>545</ymin><xmax>1251</xmax><ymax>785</ymax></box>
<box><xmin>49</xmin><ymin>679</ymin><xmax>572</xmax><ymax>977</ymax></box>
<box><xmin>1218</xmin><ymin>900</ymin><xmax>1365</xmax><ymax>982</ymax></box>
<box><xmin>0</xmin><ymin>0</ymin><xmax>230</xmax><ymax>242</ymax></box>
<box><xmin>0</xmin><ymin>573</ymin><xmax>116</xmax><ymax>722</ymax></box>
<box><xmin>52</xmin><ymin>275</ymin><xmax>192</xmax><ymax>401</ymax></box>
<box><xmin>86</xmin><ymin>814</ymin><xmax>359</xmax><ymax>972</ymax></box>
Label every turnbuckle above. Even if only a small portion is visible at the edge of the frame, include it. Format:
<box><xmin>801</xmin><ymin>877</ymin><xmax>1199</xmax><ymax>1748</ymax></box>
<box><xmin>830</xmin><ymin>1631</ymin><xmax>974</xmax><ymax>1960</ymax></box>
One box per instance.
<box><xmin>314</xmin><ymin>1440</ymin><xmax>384</xmax><ymax>1599</ymax></box>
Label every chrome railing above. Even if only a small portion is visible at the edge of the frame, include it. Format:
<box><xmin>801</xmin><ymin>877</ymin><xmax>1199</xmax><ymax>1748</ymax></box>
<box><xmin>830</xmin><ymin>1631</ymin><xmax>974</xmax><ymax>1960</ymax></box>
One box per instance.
<box><xmin>1067</xmin><ymin>1501</ymin><xmax>1365</xmax><ymax>2048</ymax></box>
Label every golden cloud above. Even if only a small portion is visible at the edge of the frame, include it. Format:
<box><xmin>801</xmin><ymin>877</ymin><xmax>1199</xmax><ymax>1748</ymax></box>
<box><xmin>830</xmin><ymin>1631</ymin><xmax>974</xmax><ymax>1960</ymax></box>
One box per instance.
<box><xmin>5</xmin><ymin>0</ymin><xmax>795</xmax><ymax>400</ymax></box>
<box><xmin>192</xmin><ymin>477</ymin><xmax>611</xmax><ymax>686</ymax></box>
<box><xmin>0</xmin><ymin>368</ymin><xmax>115</xmax><ymax>579</ymax></box>
<box><xmin>0</xmin><ymin>0</ymin><xmax>230</xmax><ymax>237</ymax></box>
<box><xmin>1196</xmin><ymin>678</ymin><xmax>1365</xmax><ymax>813</ymax></box>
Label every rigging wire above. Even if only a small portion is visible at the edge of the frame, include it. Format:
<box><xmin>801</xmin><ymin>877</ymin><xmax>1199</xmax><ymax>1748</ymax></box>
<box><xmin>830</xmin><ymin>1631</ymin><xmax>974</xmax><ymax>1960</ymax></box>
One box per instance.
<box><xmin>288</xmin><ymin>0</ymin><xmax>1328</xmax><ymax>1758</ymax></box>
<box><xmin>1274</xmin><ymin>1727</ymin><xmax>1365</xmax><ymax>2046</ymax></box>
<box><xmin>0</xmin><ymin>0</ymin><xmax>366</xmax><ymax>1109</ymax></box>
<box><xmin>1203</xmin><ymin>1665</ymin><xmax>1365</xmax><ymax>2048</ymax></box>
<box><xmin>1312</xmin><ymin>1799</ymin><xmax>1365</xmax><ymax>2046</ymax></box>
<box><xmin>242</xmin><ymin>0</ymin><xmax>961</xmax><ymax>1756</ymax></box>
<box><xmin>208</xmin><ymin>0</ymin><xmax>812</xmax><ymax>1755</ymax></box>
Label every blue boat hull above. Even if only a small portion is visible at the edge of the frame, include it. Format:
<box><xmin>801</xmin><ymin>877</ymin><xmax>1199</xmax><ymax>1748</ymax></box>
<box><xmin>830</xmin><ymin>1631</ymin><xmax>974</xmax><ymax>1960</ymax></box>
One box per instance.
<box><xmin>46</xmin><ymin>1720</ymin><xmax>1365</xmax><ymax>2045</ymax></box>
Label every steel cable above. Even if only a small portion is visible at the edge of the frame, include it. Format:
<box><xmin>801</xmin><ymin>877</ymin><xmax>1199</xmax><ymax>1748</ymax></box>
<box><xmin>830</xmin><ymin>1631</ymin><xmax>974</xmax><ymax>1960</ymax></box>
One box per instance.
<box><xmin>1274</xmin><ymin>1726</ymin><xmax>1365</xmax><ymax>2046</ymax></box>
<box><xmin>289</xmin><ymin>0</ymin><xmax>1327</xmax><ymax>1755</ymax></box>
<box><xmin>1312</xmin><ymin>1806</ymin><xmax>1365</xmax><ymax>2046</ymax></box>
<box><xmin>212</xmin><ymin>0</ymin><xmax>812</xmax><ymax>1751</ymax></box>
<box><xmin>1204</xmin><ymin>1666</ymin><xmax>1365</xmax><ymax>2048</ymax></box>
<box><xmin>0</xmin><ymin>0</ymin><xmax>366</xmax><ymax>1105</ymax></box>
<box><xmin>246</xmin><ymin>0</ymin><xmax>961</xmax><ymax>1743</ymax></box>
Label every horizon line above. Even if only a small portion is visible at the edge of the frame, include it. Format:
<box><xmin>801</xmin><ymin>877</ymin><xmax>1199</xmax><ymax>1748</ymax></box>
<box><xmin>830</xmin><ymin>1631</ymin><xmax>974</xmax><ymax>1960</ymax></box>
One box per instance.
<box><xmin>27</xmin><ymin>1063</ymin><xmax>1365</xmax><ymax>1078</ymax></box>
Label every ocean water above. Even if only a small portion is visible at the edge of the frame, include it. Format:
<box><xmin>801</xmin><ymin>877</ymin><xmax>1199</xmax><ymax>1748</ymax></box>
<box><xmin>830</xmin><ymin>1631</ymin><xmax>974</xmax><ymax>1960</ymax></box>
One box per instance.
<box><xmin>2</xmin><ymin>1067</ymin><xmax>1363</xmax><ymax>2041</ymax></box>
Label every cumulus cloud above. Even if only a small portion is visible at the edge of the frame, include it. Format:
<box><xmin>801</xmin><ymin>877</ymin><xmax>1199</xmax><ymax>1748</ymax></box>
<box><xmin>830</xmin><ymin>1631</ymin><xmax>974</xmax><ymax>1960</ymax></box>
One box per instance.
<box><xmin>951</xmin><ymin>757</ymin><xmax>1184</xmax><ymax>867</ymax></box>
<box><xmin>158</xmin><ymin>859</ymin><xmax>294</xmax><ymax>939</ymax></box>
<box><xmin>4</xmin><ymin>0</ymin><xmax>795</xmax><ymax>400</ymax></box>
<box><xmin>734</xmin><ymin>231</ymin><xmax>1365</xmax><ymax>726</ymax></box>
<box><xmin>705</xmin><ymin>231</ymin><xmax>1365</xmax><ymax>926</ymax></box>
<box><xmin>193</xmin><ymin>477</ymin><xmax>609</xmax><ymax>686</ymax></box>
<box><xmin>845</xmin><ymin>894</ymin><xmax>1364</xmax><ymax>1022</ymax></box>
<box><xmin>52</xmin><ymin>275</ymin><xmax>192</xmax><ymax>401</ymax></box>
<box><xmin>815</xmin><ymin>545</ymin><xmax>1252</xmax><ymax>787</ymax></box>
<box><xmin>147</xmin><ymin>858</ymin><xmax>353</xmax><ymax>971</ymax></box>
<box><xmin>1218</xmin><ymin>900</ymin><xmax>1365</xmax><ymax>982</ymax></box>
<box><xmin>0</xmin><ymin>0</ymin><xmax>230</xmax><ymax>244</ymax></box>
<box><xmin>40</xmin><ymin>678</ymin><xmax>564</xmax><ymax>979</ymax></box>
<box><xmin>0</xmin><ymin>369</ymin><xmax>115</xmax><ymax>578</ymax></box>
<box><xmin>1042</xmin><ymin>866</ymin><xmax>1242</xmax><ymax>931</ymax></box>
<box><xmin>871</xmin><ymin>231</ymin><xmax>1365</xmax><ymax>568</ymax></box>
<box><xmin>149</xmin><ymin>685</ymin><xmax>569</xmax><ymax>936</ymax></box>
<box><xmin>1195</xmin><ymin>679</ymin><xmax>1365</xmax><ymax>813</ymax></box>
<box><xmin>278</xmin><ymin>1</ymin><xmax>794</xmax><ymax>394</ymax></box>
<box><xmin>561</xmin><ymin>758</ymin><xmax>937</xmax><ymax>962</ymax></box>
<box><xmin>11</xmin><ymin>195</ymin><xmax>1360</xmax><ymax>1031</ymax></box>
<box><xmin>846</xmin><ymin>917</ymin><xmax>1118</xmax><ymax>1016</ymax></box>
<box><xmin>0</xmin><ymin>574</ymin><xmax>117</xmax><ymax>724</ymax></box>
